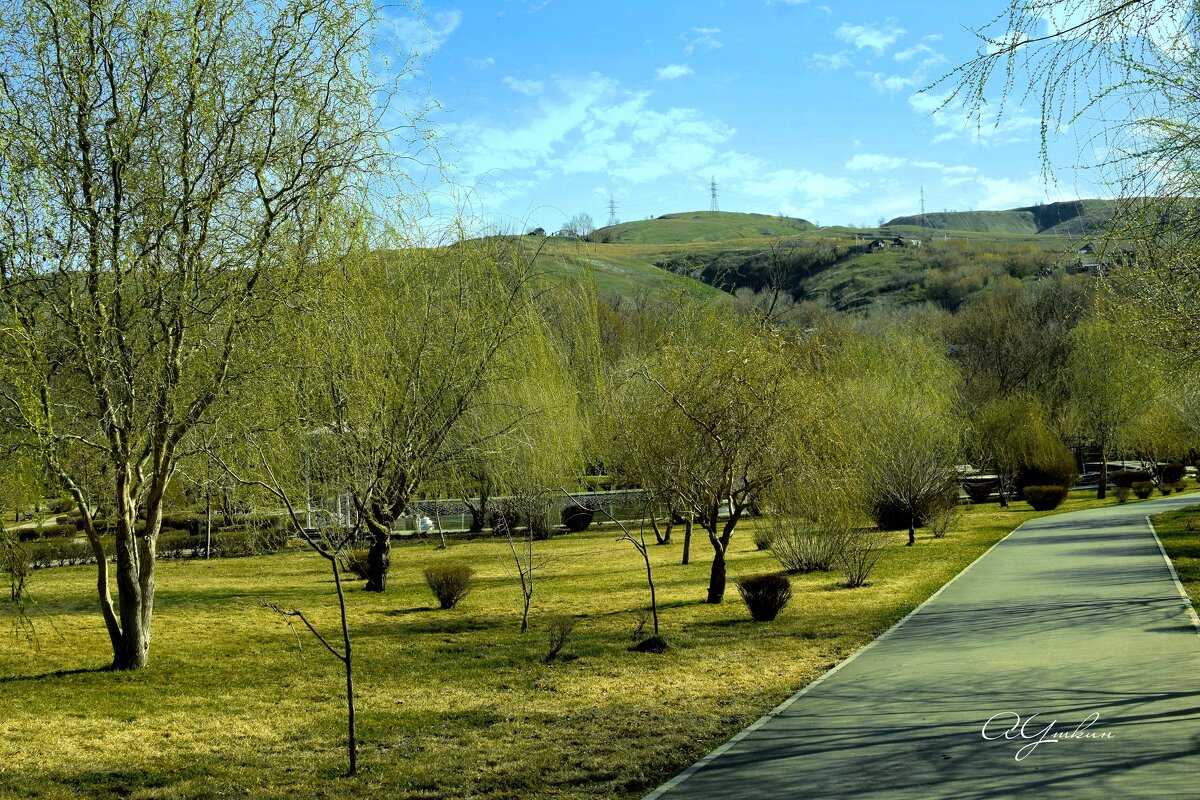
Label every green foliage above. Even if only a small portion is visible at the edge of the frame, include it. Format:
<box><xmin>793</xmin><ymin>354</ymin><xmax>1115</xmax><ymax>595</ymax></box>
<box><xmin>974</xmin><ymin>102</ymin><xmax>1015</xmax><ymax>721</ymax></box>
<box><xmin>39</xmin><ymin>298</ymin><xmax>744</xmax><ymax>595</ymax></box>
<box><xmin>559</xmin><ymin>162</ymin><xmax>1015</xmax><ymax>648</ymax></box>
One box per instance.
<box><xmin>1013</xmin><ymin>435</ymin><xmax>1078</xmax><ymax>493</ymax></box>
<box><xmin>1132</xmin><ymin>482</ymin><xmax>1155</xmax><ymax>500</ymax></box>
<box><xmin>423</xmin><ymin>564</ymin><xmax>475</xmax><ymax>610</ymax></box>
<box><xmin>735</xmin><ymin>574</ymin><xmax>793</xmax><ymax>622</ymax></box>
<box><xmin>1114</xmin><ymin>486</ymin><xmax>1132</xmax><ymax>503</ymax></box>
<box><xmin>1022</xmin><ymin>485</ymin><xmax>1067</xmax><ymax>511</ymax></box>
<box><xmin>1161</xmin><ymin>463</ymin><xmax>1187</xmax><ymax>485</ymax></box>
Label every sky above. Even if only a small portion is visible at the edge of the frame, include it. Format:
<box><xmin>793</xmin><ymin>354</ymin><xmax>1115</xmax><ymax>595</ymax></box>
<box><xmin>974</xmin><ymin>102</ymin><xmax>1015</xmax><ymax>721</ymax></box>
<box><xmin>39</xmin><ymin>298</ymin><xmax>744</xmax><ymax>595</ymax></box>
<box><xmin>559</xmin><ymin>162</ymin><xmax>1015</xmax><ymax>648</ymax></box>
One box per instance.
<box><xmin>387</xmin><ymin>0</ymin><xmax>1114</xmax><ymax>234</ymax></box>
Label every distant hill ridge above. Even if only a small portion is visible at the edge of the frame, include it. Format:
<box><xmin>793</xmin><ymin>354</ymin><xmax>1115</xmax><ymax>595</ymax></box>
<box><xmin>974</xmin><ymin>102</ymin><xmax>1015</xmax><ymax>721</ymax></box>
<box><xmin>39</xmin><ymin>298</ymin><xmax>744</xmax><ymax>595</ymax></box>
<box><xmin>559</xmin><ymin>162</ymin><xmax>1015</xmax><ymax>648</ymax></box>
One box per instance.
<box><xmin>599</xmin><ymin>210</ymin><xmax>813</xmax><ymax>244</ymax></box>
<box><xmin>885</xmin><ymin>200</ymin><xmax>1118</xmax><ymax>236</ymax></box>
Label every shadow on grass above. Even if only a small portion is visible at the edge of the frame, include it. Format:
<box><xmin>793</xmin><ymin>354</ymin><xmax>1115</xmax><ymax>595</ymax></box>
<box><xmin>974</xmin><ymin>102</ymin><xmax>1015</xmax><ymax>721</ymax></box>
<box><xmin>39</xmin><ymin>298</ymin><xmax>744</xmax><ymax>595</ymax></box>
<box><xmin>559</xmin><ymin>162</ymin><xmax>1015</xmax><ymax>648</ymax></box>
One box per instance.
<box><xmin>0</xmin><ymin>665</ymin><xmax>110</xmax><ymax>684</ymax></box>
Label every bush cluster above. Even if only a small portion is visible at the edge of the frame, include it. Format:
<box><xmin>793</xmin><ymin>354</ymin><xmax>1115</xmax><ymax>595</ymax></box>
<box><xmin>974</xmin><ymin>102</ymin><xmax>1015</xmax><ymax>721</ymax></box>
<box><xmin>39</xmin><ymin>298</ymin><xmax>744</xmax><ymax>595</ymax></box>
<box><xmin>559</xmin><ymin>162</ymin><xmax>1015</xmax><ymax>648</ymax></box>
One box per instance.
<box><xmin>735</xmin><ymin>574</ymin><xmax>792</xmax><ymax>622</ymax></box>
<box><xmin>1112</xmin><ymin>470</ymin><xmax>1152</xmax><ymax>489</ymax></box>
<box><xmin>1022</xmin><ymin>485</ymin><xmax>1067</xmax><ymax>511</ymax></box>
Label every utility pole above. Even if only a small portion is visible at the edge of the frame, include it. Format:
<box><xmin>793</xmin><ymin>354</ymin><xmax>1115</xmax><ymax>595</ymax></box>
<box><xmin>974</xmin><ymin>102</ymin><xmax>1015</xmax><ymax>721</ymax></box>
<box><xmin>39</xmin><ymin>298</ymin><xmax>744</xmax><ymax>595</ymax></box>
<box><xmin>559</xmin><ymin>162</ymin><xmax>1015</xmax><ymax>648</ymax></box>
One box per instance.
<box><xmin>920</xmin><ymin>186</ymin><xmax>927</xmax><ymax>229</ymax></box>
<box><xmin>607</xmin><ymin>195</ymin><xmax>619</xmax><ymax>227</ymax></box>
<box><xmin>709</xmin><ymin>176</ymin><xmax>719</xmax><ymax>212</ymax></box>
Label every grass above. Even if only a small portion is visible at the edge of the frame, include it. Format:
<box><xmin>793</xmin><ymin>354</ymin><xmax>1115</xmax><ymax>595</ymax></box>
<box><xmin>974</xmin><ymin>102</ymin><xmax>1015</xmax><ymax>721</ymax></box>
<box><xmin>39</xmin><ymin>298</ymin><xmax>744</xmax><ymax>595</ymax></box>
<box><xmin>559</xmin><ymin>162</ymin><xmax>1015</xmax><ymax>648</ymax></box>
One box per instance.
<box><xmin>1150</xmin><ymin>503</ymin><xmax>1200</xmax><ymax>610</ymax></box>
<box><xmin>0</xmin><ymin>490</ymin><xmax>1151</xmax><ymax>799</ymax></box>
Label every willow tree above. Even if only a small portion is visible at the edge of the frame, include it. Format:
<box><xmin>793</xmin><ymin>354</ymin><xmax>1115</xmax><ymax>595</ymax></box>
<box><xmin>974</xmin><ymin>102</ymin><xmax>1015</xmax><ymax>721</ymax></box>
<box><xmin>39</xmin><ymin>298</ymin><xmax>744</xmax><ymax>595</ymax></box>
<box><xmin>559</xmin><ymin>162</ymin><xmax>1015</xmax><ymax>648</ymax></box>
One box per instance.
<box><xmin>289</xmin><ymin>235</ymin><xmax>584</xmax><ymax>592</ymax></box>
<box><xmin>844</xmin><ymin>329</ymin><xmax>962</xmax><ymax>546</ymax></box>
<box><xmin>946</xmin><ymin>1</ymin><xmax>1200</xmax><ymax>357</ymax></box>
<box><xmin>0</xmin><ymin>0</ymin><xmax>414</xmax><ymax>669</ymax></box>
<box><xmin>610</xmin><ymin>305</ymin><xmax>829</xmax><ymax>603</ymax></box>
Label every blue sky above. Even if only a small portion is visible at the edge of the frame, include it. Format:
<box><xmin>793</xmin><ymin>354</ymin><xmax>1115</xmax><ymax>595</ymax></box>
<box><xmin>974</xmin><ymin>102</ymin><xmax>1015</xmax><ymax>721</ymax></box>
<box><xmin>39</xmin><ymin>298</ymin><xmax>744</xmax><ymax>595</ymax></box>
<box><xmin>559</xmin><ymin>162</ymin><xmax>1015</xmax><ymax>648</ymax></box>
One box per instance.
<box><xmin>389</xmin><ymin>0</ymin><xmax>1111</xmax><ymax>233</ymax></box>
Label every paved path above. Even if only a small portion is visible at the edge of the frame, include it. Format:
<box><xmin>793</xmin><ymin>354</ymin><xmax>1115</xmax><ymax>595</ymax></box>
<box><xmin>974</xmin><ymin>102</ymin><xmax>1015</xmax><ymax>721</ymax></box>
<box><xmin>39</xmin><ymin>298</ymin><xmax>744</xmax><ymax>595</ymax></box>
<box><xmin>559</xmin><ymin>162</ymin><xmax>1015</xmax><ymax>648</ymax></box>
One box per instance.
<box><xmin>647</xmin><ymin>495</ymin><xmax>1200</xmax><ymax>799</ymax></box>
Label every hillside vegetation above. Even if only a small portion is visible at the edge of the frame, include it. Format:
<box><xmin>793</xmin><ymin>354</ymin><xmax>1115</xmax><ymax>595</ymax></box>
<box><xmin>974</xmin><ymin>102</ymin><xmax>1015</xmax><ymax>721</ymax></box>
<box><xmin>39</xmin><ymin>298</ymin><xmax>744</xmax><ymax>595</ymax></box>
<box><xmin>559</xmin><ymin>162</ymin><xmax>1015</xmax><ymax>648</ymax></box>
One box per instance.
<box><xmin>885</xmin><ymin>199</ymin><xmax>1118</xmax><ymax>236</ymax></box>
<box><xmin>531</xmin><ymin>204</ymin><xmax>1100</xmax><ymax>312</ymax></box>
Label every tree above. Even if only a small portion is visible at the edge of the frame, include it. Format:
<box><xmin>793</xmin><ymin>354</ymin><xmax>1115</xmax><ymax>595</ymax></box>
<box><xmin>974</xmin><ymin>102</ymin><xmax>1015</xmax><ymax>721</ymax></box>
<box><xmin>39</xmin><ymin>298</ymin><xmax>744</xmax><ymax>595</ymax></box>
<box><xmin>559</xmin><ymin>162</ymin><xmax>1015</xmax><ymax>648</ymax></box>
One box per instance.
<box><xmin>286</xmin><ymin>236</ymin><xmax>583</xmax><ymax>592</ymax></box>
<box><xmin>566</xmin><ymin>212</ymin><xmax>595</xmax><ymax>239</ymax></box>
<box><xmin>610</xmin><ymin>305</ymin><xmax>827</xmax><ymax>603</ymax></box>
<box><xmin>1066</xmin><ymin>318</ymin><xmax>1156</xmax><ymax>498</ymax></box>
<box><xmin>0</xmin><ymin>0</ymin><xmax>410</xmax><ymax>669</ymax></box>
<box><xmin>946</xmin><ymin>1</ymin><xmax>1200</xmax><ymax>357</ymax></box>
<box><xmin>970</xmin><ymin>394</ymin><xmax>1063</xmax><ymax>506</ymax></box>
<box><xmin>846</xmin><ymin>330</ymin><xmax>962</xmax><ymax>546</ymax></box>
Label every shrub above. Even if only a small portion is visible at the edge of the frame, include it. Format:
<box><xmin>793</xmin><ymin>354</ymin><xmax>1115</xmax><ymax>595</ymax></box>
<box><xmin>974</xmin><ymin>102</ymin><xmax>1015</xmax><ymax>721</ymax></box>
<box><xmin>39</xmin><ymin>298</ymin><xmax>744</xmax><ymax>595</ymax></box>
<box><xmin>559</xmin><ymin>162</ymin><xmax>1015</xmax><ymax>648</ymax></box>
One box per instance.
<box><xmin>871</xmin><ymin>486</ymin><xmax>958</xmax><ymax>532</ymax></box>
<box><xmin>1022</xmin><ymin>485</ymin><xmax>1067</xmax><ymax>511</ymax></box>
<box><xmin>962</xmin><ymin>478</ymin><xmax>998</xmax><ymax>504</ymax></box>
<box><xmin>839</xmin><ymin>527</ymin><xmax>890</xmax><ymax>588</ymax></box>
<box><xmin>1114</xmin><ymin>486</ymin><xmax>1132</xmax><ymax>503</ymax></box>
<box><xmin>769</xmin><ymin>514</ymin><xmax>848</xmax><ymax>573</ymax></box>
<box><xmin>926</xmin><ymin>504</ymin><xmax>961</xmax><ymax>539</ymax></box>
<box><xmin>560</xmin><ymin>504</ymin><xmax>595</xmax><ymax>533</ymax></box>
<box><xmin>46</xmin><ymin>498</ymin><xmax>75</xmax><ymax>514</ymax></box>
<box><xmin>489</xmin><ymin>502</ymin><xmax>520</xmax><ymax>536</ymax></box>
<box><xmin>424</xmin><ymin>564</ymin><xmax>474</xmax><ymax>609</ymax></box>
<box><xmin>1158</xmin><ymin>484</ymin><xmax>1174</xmax><ymax>496</ymax></box>
<box><xmin>1160</xmin><ymin>463</ymin><xmax>1186</xmax><ymax>485</ymax></box>
<box><xmin>37</xmin><ymin>523</ymin><xmax>78</xmax><ymax>539</ymax></box>
<box><xmin>343</xmin><ymin>550</ymin><xmax>371</xmax><ymax>580</ymax></box>
<box><xmin>161</xmin><ymin>512</ymin><xmax>205</xmax><ymax>536</ymax></box>
<box><xmin>544</xmin><ymin>615</ymin><xmax>578</xmax><ymax>663</ymax></box>
<box><xmin>1174</xmin><ymin>481</ymin><xmax>1188</xmax><ymax>493</ymax></box>
<box><xmin>1015</xmin><ymin>441</ymin><xmax>1077</xmax><ymax>492</ymax></box>
<box><xmin>1132</xmin><ymin>481</ymin><xmax>1154</xmax><ymax>500</ymax></box>
<box><xmin>1112</xmin><ymin>470</ymin><xmax>1152</xmax><ymax>489</ymax></box>
<box><xmin>156</xmin><ymin>532</ymin><xmax>196</xmax><ymax>559</ymax></box>
<box><xmin>751</xmin><ymin>526</ymin><xmax>774</xmax><ymax>551</ymax></box>
<box><xmin>735</xmin><ymin>574</ymin><xmax>792</xmax><ymax>622</ymax></box>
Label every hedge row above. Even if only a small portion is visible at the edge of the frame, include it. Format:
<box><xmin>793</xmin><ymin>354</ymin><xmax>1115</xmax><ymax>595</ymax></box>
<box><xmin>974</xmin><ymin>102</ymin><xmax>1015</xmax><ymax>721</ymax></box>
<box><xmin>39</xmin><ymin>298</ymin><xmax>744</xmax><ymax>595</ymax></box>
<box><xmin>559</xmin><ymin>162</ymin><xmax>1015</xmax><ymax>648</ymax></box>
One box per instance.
<box><xmin>16</xmin><ymin>526</ymin><xmax>290</xmax><ymax>569</ymax></box>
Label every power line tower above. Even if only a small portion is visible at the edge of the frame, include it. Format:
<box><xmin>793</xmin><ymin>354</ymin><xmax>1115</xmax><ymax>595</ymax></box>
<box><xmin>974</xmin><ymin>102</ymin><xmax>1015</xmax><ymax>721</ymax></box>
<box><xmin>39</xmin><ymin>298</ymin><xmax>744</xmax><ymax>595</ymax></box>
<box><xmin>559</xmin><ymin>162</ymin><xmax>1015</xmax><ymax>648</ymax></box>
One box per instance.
<box><xmin>709</xmin><ymin>176</ymin><xmax>719</xmax><ymax>212</ymax></box>
<box><xmin>920</xmin><ymin>185</ymin><xmax>927</xmax><ymax>229</ymax></box>
<box><xmin>607</xmin><ymin>195</ymin><xmax>619</xmax><ymax>227</ymax></box>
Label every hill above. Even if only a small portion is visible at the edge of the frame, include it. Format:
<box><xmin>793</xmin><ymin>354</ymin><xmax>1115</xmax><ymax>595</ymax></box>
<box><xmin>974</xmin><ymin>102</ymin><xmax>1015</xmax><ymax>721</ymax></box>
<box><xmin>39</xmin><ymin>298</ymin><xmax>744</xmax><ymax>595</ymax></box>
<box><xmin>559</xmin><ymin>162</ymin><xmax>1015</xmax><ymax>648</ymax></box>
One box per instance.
<box><xmin>599</xmin><ymin>210</ymin><xmax>813</xmax><ymax>244</ymax></box>
<box><xmin>524</xmin><ymin>208</ymin><xmax>1095</xmax><ymax>313</ymax></box>
<box><xmin>885</xmin><ymin>200</ymin><xmax>1118</xmax><ymax>236</ymax></box>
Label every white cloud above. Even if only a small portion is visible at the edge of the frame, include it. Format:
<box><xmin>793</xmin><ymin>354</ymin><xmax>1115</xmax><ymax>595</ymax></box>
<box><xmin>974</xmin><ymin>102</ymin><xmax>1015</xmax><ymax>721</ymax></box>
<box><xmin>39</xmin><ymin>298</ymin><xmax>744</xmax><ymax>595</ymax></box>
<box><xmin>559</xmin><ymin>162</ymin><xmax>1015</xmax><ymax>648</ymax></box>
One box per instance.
<box><xmin>467</xmin><ymin>56</ymin><xmax>495</xmax><ymax>69</ymax></box>
<box><xmin>846</xmin><ymin>153</ymin><xmax>907</xmax><ymax>171</ymax></box>
<box><xmin>976</xmin><ymin>176</ymin><xmax>1048</xmax><ymax>210</ymax></box>
<box><xmin>685</xmin><ymin>27</ymin><xmax>722</xmax><ymax>53</ymax></box>
<box><xmin>503</xmin><ymin>76</ymin><xmax>544</xmax><ymax>95</ymax></box>
<box><xmin>656</xmin><ymin>63</ymin><xmax>694</xmax><ymax>80</ymax></box>
<box><xmin>835</xmin><ymin>20</ymin><xmax>905</xmax><ymax>53</ymax></box>
<box><xmin>388</xmin><ymin>8</ymin><xmax>463</xmax><ymax>56</ymax></box>
<box><xmin>817</xmin><ymin>4</ymin><xmax>831</xmax><ymax>12</ymax></box>
<box><xmin>909</xmin><ymin>90</ymin><xmax>1039</xmax><ymax>145</ymax></box>
<box><xmin>859</xmin><ymin>71</ymin><xmax>919</xmax><ymax>94</ymax></box>
<box><xmin>894</xmin><ymin>43</ymin><xmax>937</xmax><ymax>62</ymax></box>
<box><xmin>807</xmin><ymin>51</ymin><xmax>853</xmax><ymax>71</ymax></box>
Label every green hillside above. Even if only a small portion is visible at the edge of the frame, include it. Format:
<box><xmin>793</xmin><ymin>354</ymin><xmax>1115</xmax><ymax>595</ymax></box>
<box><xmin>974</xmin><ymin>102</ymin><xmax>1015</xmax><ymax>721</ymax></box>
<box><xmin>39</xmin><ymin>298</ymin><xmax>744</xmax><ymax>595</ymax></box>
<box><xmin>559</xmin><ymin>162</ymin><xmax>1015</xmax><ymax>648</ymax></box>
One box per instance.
<box><xmin>517</xmin><ymin>208</ymin><xmax>1096</xmax><ymax>312</ymax></box>
<box><xmin>600</xmin><ymin>210</ymin><xmax>813</xmax><ymax>244</ymax></box>
<box><xmin>885</xmin><ymin>199</ymin><xmax>1118</xmax><ymax>236</ymax></box>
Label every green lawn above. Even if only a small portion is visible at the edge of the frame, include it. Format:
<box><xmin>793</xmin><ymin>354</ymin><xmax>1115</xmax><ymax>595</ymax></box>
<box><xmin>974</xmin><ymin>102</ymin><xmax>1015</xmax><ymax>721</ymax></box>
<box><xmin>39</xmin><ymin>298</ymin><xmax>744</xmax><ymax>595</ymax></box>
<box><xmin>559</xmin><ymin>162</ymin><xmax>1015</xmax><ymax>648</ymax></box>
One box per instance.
<box><xmin>1150</xmin><ymin>504</ymin><xmax>1200</xmax><ymax>610</ymax></box>
<box><xmin>0</xmin><ymin>491</ymin><xmax>1166</xmax><ymax>799</ymax></box>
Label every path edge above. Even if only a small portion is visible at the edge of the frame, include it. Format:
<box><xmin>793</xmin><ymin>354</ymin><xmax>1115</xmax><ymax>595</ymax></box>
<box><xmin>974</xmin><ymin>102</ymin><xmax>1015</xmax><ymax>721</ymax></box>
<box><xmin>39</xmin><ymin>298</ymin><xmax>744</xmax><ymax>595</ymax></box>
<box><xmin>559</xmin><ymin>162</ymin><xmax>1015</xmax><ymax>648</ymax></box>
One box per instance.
<box><xmin>642</xmin><ymin>517</ymin><xmax>1032</xmax><ymax>800</ymax></box>
<box><xmin>1143</xmin><ymin>515</ymin><xmax>1200</xmax><ymax>637</ymax></box>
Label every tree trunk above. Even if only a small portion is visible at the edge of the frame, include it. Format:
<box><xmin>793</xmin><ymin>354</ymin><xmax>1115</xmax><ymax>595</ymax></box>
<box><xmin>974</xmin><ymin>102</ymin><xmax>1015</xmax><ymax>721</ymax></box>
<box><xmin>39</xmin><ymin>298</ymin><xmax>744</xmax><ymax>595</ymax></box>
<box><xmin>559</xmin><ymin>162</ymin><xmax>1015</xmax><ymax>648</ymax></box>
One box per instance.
<box><xmin>907</xmin><ymin>514</ymin><xmax>916</xmax><ymax>547</ymax></box>
<box><xmin>682</xmin><ymin>515</ymin><xmax>692</xmax><ymax>564</ymax></box>
<box><xmin>1097</xmin><ymin>448</ymin><xmax>1108</xmax><ymax>500</ymax></box>
<box><xmin>110</xmin><ymin>505</ymin><xmax>158</xmax><ymax>670</ymax></box>
<box><xmin>364</xmin><ymin>517</ymin><xmax>391</xmax><ymax>592</ymax></box>
<box><xmin>706</xmin><ymin>540</ymin><xmax>726</xmax><ymax>604</ymax></box>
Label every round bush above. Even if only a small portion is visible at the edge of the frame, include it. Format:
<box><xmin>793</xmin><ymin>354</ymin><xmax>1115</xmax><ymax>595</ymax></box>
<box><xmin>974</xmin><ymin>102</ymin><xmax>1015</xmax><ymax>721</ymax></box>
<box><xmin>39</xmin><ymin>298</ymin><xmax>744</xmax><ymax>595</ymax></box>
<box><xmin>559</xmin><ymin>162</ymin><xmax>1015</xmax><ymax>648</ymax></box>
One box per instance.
<box><xmin>1112</xmin><ymin>470</ymin><xmax>1152</xmax><ymax>489</ymax></box>
<box><xmin>1022</xmin><ymin>485</ymin><xmax>1067</xmax><ymax>511</ymax></box>
<box><xmin>1015</xmin><ymin>442</ymin><xmax>1077</xmax><ymax>492</ymax></box>
<box><xmin>560</xmin><ymin>504</ymin><xmax>595</xmax><ymax>533</ymax></box>
<box><xmin>1161</xmin><ymin>463</ymin><xmax>1186</xmax><ymax>485</ymax></box>
<box><xmin>424</xmin><ymin>564</ymin><xmax>475</xmax><ymax>609</ymax></box>
<box><xmin>1132</xmin><ymin>481</ymin><xmax>1154</xmax><ymax>500</ymax></box>
<box><xmin>735</xmin><ymin>574</ymin><xmax>793</xmax><ymax>622</ymax></box>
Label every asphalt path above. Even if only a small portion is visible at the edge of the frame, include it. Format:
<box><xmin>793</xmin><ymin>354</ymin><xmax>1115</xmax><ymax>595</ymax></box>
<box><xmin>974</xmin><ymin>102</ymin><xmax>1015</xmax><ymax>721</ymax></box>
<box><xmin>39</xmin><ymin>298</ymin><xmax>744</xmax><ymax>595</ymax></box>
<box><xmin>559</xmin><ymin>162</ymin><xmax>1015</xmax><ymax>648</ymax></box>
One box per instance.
<box><xmin>646</xmin><ymin>494</ymin><xmax>1200</xmax><ymax>800</ymax></box>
